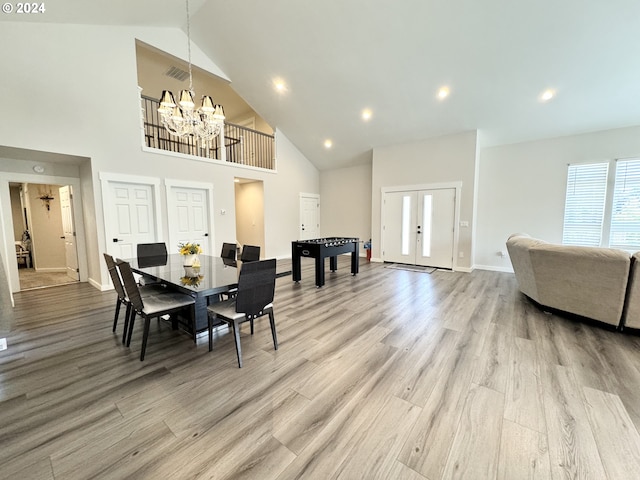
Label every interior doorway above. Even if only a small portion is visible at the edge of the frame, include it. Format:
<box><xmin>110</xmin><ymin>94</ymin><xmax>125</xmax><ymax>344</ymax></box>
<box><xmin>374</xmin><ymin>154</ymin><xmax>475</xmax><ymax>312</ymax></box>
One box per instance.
<box><xmin>234</xmin><ymin>178</ymin><xmax>265</xmax><ymax>257</ymax></box>
<box><xmin>9</xmin><ymin>182</ymin><xmax>80</xmax><ymax>290</ymax></box>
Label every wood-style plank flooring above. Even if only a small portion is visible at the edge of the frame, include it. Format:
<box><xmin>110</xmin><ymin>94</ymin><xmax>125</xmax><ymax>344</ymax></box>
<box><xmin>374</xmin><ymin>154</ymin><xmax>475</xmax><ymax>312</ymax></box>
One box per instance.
<box><xmin>2</xmin><ymin>260</ymin><xmax>640</xmax><ymax>479</ymax></box>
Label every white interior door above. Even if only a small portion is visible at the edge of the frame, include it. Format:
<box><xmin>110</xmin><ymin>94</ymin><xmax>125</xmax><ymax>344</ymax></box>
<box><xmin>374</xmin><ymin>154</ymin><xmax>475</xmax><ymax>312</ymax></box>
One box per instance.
<box><xmin>106</xmin><ymin>182</ymin><xmax>157</xmax><ymax>259</ymax></box>
<box><xmin>300</xmin><ymin>194</ymin><xmax>320</xmax><ymax>240</ymax></box>
<box><xmin>383</xmin><ymin>188</ymin><xmax>456</xmax><ymax>269</ymax></box>
<box><xmin>168</xmin><ymin>186</ymin><xmax>212</xmax><ymax>254</ymax></box>
<box><xmin>59</xmin><ymin>185</ymin><xmax>79</xmax><ymax>281</ymax></box>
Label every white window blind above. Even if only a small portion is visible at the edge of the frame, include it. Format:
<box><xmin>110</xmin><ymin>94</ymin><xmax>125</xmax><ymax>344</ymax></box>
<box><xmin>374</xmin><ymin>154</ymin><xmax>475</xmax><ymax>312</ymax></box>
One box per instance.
<box><xmin>610</xmin><ymin>159</ymin><xmax>640</xmax><ymax>250</ymax></box>
<box><xmin>562</xmin><ymin>162</ymin><xmax>608</xmax><ymax>246</ymax></box>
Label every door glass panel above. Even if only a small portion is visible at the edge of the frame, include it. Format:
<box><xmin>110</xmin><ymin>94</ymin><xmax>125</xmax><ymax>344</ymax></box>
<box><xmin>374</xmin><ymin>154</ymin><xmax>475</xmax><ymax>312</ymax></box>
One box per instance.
<box><xmin>402</xmin><ymin>195</ymin><xmax>411</xmax><ymax>255</ymax></box>
<box><xmin>422</xmin><ymin>194</ymin><xmax>432</xmax><ymax>257</ymax></box>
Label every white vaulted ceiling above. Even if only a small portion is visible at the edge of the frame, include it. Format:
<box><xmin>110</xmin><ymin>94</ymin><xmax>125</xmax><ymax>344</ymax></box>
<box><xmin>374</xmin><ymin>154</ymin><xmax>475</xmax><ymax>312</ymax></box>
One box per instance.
<box><xmin>4</xmin><ymin>0</ymin><xmax>640</xmax><ymax>170</ymax></box>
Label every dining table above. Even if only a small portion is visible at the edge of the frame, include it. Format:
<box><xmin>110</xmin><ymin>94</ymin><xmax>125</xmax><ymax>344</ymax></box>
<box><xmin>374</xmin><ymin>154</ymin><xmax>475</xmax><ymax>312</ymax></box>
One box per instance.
<box><xmin>124</xmin><ymin>253</ymin><xmax>240</xmax><ymax>334</ymax></box>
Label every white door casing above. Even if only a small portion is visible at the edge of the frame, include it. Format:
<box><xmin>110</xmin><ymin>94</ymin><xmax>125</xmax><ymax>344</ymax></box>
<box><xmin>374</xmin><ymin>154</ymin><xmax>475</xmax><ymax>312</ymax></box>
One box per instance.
<box><xmin>165</xmin><ymin>179</ymin><xmax>214</xmax><ymax>255</ymax></box>
<box><xmin>59</xmin><ymin>185</ymin><xmax>79</xmax><ymax>281</ymax></box>
<box><xmin>300</xmin><ymin>193</ymin><xmax>320</xmax><ymax>240</ymax></box>
<box><xmin>0</xmin><ymin>172</ymin><xmax>88</xmax><ymax>294</ymax></box>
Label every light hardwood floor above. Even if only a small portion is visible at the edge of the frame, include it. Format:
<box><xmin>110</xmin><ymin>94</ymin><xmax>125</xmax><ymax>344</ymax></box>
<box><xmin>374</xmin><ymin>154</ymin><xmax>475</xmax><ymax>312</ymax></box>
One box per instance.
<box><xmin>2</xmin><ymin>260</ymin><xmax>640</xmax><ymax>479</ymax></box>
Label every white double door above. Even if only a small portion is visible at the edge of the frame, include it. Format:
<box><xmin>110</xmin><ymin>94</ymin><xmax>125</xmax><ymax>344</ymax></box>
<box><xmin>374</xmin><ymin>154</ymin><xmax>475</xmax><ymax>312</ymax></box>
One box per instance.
<box><xmin>383</xmin><ymin>188</ymin><xmax>456</xmax><ymax>269</ymax></box>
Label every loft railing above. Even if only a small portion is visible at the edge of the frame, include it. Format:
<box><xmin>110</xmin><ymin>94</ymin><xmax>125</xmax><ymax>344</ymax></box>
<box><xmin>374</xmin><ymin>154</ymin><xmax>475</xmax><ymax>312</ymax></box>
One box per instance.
<box><xmin>141</xmin><ymin>95</ymin><xmax>275</xmax><ymax>170</ymax></box>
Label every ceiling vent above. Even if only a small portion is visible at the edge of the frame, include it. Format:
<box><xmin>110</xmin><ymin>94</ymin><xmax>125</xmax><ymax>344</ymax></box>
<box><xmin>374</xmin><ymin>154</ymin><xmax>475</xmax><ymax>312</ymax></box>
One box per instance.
<box><xmin>165</xmin><ymin>66</ymin><xmax>190</xmax><ymax>82</ymax></box>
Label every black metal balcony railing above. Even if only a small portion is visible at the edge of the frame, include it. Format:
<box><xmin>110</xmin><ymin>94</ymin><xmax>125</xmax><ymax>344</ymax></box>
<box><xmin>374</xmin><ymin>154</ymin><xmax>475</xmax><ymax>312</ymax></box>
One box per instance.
<box><xmin>141</xmin><ymin>95</ymin><xmax>275</xmax><ymax>170</ymax></box>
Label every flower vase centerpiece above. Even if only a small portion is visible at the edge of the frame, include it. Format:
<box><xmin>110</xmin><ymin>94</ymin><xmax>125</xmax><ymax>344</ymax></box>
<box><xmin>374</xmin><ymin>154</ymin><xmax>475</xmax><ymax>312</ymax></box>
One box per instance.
<box><xmin>178</xmin><ymin>242</ymin><xmax>202</xmax><ymax>266</ymax></box>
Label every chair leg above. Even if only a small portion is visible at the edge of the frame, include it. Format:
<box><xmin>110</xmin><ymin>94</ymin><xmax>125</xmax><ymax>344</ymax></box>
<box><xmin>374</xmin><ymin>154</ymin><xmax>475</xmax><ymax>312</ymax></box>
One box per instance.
<box><xmin>208</xmin><ymin>314</ymin><xmax>214</xmax><ymax>352</ymax></box>
<box><xmin>122</xmin><ymin>303</ymin><xmax>132</xmax><ymax>344</ymax></box>
<box><xmin>126</xmin><ymin>309</ymin><xmax>136</xmax><ymax>347</ymax></box>
<box><xmin>250</xmin><ymin>318</ymin><xmax>254</xmax><ymax>335</ymax></box>
<box><xmin>140</xmin><ymin>317</ymin><xmax>151</xmax><ymax>361</ymax></box>
<box><xmin>232</xmin><ymin>320</ymin><xmax>243</xmax><ymax>368</ymax></box>
<box><xmin>269</xmin><ymin>310</ymin><xmax>278</xmax><ymax>350</ymax></box>
<box><xmin>113</xmin><ymin>299</ymin><xmax>121</xmax><ymax>332</ymax></box>
<box><xmin>191</xmin><ymin>305</ymin><xmax>197</xmax><ymax>344</ymax></box>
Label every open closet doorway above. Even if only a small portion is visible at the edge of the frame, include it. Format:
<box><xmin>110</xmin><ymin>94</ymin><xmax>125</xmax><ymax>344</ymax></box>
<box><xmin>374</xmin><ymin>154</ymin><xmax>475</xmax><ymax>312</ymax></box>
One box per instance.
<box><xmin>234</xmin><ymin>178</ymin><xmax>265</xmax><ymax>258</ymax></box>
<box><xmin>9</xmin><ymin>182</ymin><xmax>79</xmax><ymax>290</ymax></box>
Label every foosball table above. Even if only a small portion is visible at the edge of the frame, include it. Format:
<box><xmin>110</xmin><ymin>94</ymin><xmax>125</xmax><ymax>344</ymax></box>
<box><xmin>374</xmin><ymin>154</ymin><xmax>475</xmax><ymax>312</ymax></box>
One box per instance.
<box><xmin>291</xmin><ymin>237</ymin><xmax>359</xmax><ymax>287</ymax></box>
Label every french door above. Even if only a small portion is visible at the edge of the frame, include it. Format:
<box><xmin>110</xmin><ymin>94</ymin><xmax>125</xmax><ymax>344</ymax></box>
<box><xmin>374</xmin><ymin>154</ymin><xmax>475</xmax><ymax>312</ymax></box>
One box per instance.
<box><xmin>383</xmin><ymin>188</ymin><xmax>456</xmax><ymax>269</ymax></box>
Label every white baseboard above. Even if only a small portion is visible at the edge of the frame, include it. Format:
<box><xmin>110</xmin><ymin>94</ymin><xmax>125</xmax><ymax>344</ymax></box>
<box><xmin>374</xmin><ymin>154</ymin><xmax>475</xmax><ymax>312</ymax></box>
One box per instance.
<box><xmin>454</xmin><ymin>266</ymin><xmax>473</xmax><ymax>273</ymax></box>
<box><xmin>474</xmin><ymin>264</ymin><xmax>514</xmax><ymax>273</ymax></box>
<box><xmin>35</xmin><ymin>267</ymin><xmax>66</xmax><ymax>273</ymax></box>
<box><xmin>88</xmin><ymin>277</ymin><xmax>111</xmax><ymax>291</ymax></box>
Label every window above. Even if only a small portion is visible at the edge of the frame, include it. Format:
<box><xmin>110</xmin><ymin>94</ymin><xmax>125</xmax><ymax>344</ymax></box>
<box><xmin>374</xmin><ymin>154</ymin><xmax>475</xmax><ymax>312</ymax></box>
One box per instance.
<box><xmin>563</xmin><ymin>158</ymin><xmax>640</xmax><ymax>249</ymax></box>
<box><xmin>563</xmin><ymin>162</ymin><xmax>608</xmax><ymax>246</ymax></box>
<box><xmin>611</xmin><ymin>159</ymin><xmax>640</xmax><ymax>250</ymax></box>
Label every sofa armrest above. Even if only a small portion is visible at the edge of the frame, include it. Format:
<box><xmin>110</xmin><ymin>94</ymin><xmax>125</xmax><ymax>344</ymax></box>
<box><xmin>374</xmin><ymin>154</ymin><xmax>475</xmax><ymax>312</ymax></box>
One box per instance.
<box><xmin>530</xmin><ymin>244</ymin><xmax>630</xmax><ymax>326</ymax></box>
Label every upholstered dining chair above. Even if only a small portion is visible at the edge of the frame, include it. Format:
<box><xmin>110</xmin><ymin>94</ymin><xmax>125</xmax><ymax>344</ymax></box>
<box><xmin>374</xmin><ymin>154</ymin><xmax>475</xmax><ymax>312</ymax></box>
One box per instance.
<box><xmin>116</xmin><ymin>259</ymin><xmax>196</xmax><ymax>361</ymax></box>
<box><xmin>15</xmin><ymin>241</ymin><xmax>30</xmax><ymax>268</ymax></box>
<box><xmin>207</xmin><ymin>258</ymin><xmax>277</xmax><ymax>368</ymax></box>
<box><xmin>240</xmin><ymin>244</ymin><xmax>261</xmax><ymax>262</ymax></box>
<box><xmin>103</xmin><ymin>253</ymin><xmax>165</xmax><ymax>344</ymax></box>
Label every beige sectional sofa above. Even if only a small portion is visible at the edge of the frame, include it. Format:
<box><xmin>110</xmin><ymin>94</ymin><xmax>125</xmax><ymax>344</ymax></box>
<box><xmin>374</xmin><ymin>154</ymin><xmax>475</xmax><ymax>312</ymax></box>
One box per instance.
<box><xmin>506</xmin><ymin>233</ymin><xmax>640</xmax><ymax>329</ymax></box>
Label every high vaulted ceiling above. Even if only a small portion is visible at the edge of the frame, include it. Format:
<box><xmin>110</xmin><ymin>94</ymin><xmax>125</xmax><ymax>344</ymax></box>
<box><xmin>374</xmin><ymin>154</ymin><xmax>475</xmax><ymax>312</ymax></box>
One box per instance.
<box><xmin>4</xmin><ymin>0</ymin><xmax>640</xmax><ymax>170</ymax></box>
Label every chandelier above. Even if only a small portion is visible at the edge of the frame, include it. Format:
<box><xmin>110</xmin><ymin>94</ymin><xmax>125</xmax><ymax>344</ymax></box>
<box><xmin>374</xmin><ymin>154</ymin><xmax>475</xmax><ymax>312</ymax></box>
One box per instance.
<box><xmin>157</xmin><ymin>0</ymin><xmax>225</xmax><ymax>145</ymax></box>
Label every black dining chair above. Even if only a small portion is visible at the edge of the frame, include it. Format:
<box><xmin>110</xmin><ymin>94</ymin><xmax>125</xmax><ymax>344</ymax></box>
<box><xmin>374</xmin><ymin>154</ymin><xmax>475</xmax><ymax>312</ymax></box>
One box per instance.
<box><xmin>103</xmin><ymin>253</ymin><xmax>165</xmax><ymax>344</ymax></box>
<box><xmin>207</xmin><ymin>258</ymin><xmax>277</xmax><ymax>368</ymax></box>
<box><xmin>116</xmin><ymin>259</ymin><xmax>196</xmax><ymax>361</ymax></box>
<box><xmin>136</xmin><ymin>242</ymin><xmax>168</xmax><ymax>268</ymax></box>
<box><xmin>240</xmin><ymin>244</ymin><xmax>261</xmax><ymax>262</ymax></box>
<box><xmin>221</xmin><ymin>242</ymin><xmax>237</xmax><ymax>261</ymax></box>
<box><xmin>219</xmin><ymin>242</ymin><xmax>239</xmax><ymax>300</ymax></box>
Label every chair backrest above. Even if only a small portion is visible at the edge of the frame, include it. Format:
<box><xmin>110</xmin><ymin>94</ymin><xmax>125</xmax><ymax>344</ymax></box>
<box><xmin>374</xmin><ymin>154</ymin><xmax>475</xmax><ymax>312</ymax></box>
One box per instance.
<box><xmin>104</xmin><ymin>253</ymin><xmax>127</xmax><ymax>301</ymax></box>
<box><xmin>240</xmin><ymin>245</ymin><xmax>261</xmax><ymax>262</ymax></box>
<box><xmin>235</xmin><ymin>258</ymin><xmax>276</xmax><ymax>316</ymax></box>
<box><xmin>221</xmin><ymin>242</ymin><xmax>237</xmax><ymax>260</ymax></box>
<box><xmin>116</xmin><ymin>259</ymin><xmax>145</xmax><ymax>312</ymax></box>
<box><xmin>137</xmin><ymin>243</ymin><xmax>168</xmax><ymax>267</ymax></box>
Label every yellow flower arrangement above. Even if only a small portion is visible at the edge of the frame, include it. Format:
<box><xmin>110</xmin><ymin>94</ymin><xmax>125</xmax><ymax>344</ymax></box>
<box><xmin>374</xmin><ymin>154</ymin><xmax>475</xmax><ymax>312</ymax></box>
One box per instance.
<box><xmin>180</xmin><ymin>274</ymin><xmax>204</xmax><ymax>287</ymax></box>
<box><xmin>178</xmin><ymin>242</ymin><xmax>203</xmax><ymax>255</ymax></box>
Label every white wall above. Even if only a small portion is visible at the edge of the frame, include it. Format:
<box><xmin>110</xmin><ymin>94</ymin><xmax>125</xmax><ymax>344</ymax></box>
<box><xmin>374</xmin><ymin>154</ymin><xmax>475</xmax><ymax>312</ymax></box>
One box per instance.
<box><xmin>371</xmin><ymin>131</ymin><xmax>478</xmax><ymax>270</ymax></box>
<box><xmin>320</xmin><ymin>163</ymin><xmax>372</xmax><ymax>256</ymax></box>
<box><xmin>475</xmin><ymin>125</ymin><xmax>640</xmax><ymax>271</ymax></box>
<box><xmin>0</xmin><ymin>21</ymin><xmax>319</xmax><ymax>289</ymax></box>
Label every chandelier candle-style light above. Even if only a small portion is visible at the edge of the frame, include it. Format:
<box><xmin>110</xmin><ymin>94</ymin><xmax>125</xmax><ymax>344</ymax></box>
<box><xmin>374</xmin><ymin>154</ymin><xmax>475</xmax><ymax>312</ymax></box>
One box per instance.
<box><xmin>157</xmin><ymin>0</ymin><xmax>225</xmax><ymax>145</ymax></box>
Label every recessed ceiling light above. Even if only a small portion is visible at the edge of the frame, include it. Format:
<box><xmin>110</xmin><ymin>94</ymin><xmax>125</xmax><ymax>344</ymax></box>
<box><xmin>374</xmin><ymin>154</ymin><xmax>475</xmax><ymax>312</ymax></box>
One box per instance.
<box><xmin>274</xmin><ymin>79</ymin><xmax>286</xmax><ymax>92</ymax></box>
<box><xmin>437</xmin><ymin>86</ymin><xmax>450</xmax><ymax>100</ymax></box>
<box><xmin>540</xmin><ymin>89</ymin><xmax>555</xmax><ymax>102</ymax></box>
<box><xmin>361</xmin><ymin>109</ymin><xmax>372</xmax><ymax>121</ymax></box>
<box><xmin>324</xmin><ymin>139</ymin><xmax>333</xmax><ymax>149</ymax></box>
